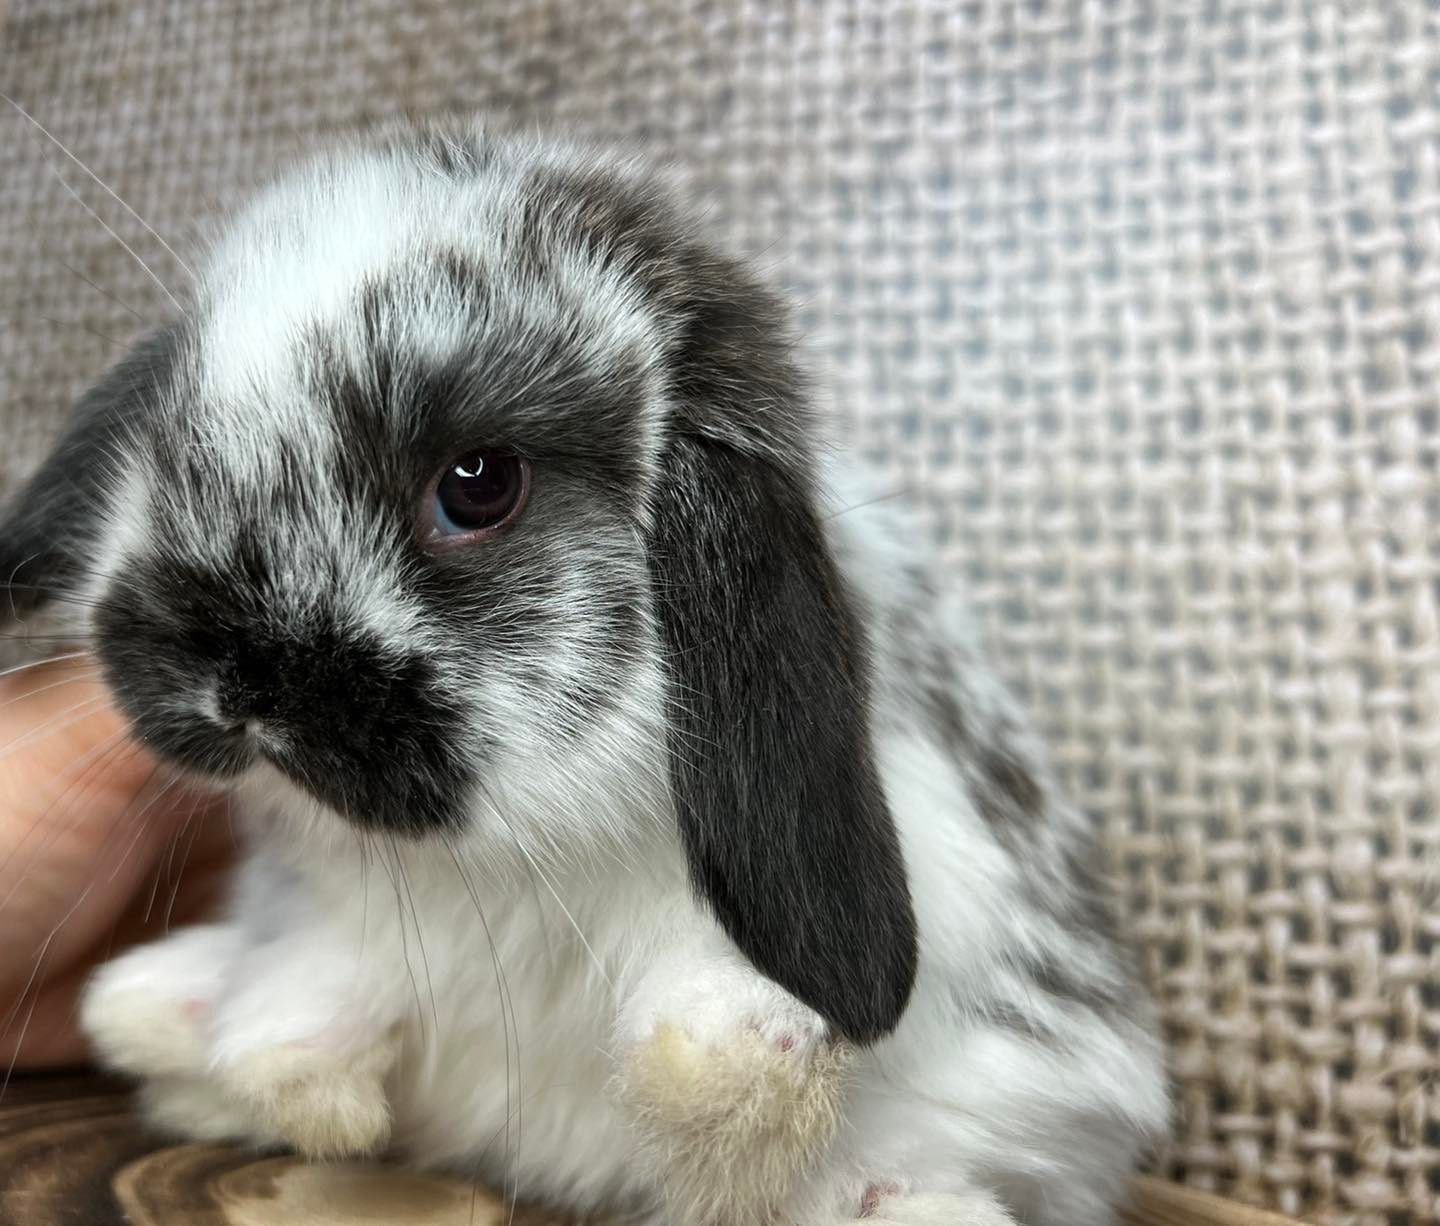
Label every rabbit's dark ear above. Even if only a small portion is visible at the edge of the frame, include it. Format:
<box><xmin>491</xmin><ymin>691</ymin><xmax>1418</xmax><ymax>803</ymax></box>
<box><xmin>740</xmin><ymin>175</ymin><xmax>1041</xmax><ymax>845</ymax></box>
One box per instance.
<box><xmin>0</xmin><ymin>326</ymin><xmax>179</xmax><ymax>619</ymax></box>
<box><xmin>647</xmin><ymin>274</ymin><xmax>918</xmax><ymax>1046</ymax></box>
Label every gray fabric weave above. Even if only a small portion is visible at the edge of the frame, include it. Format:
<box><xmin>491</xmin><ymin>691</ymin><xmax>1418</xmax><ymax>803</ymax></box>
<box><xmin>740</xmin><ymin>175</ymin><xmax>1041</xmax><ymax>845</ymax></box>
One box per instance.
<box><xmin>1</xmin><ymin>3</ymin><xmax>1436</xmax><ymax>1220</ymax></box>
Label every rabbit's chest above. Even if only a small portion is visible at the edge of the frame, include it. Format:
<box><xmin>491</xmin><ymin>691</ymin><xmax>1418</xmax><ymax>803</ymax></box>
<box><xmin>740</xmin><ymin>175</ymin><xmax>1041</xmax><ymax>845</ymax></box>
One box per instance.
<box><xmin>370</xmin><ymin>867</ymin><xmax>660</xmax><ymax>1213</ymax></box>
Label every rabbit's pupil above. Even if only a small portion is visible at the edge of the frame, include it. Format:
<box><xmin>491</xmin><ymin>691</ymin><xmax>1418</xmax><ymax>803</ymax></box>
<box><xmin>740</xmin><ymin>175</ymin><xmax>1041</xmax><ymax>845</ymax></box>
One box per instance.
<box><xmin>432</xmin><ymin>450</ymin><xmax>528</xmax><ymax>537</ymax></box>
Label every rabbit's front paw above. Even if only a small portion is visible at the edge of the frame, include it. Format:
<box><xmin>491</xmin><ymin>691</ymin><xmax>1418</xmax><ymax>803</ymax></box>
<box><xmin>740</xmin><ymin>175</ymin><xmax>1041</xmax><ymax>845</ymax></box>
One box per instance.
<box><xmin>622</xmin><ymin>959</ymin><xmax>836</xmax><ymax>1061</ymax></box>
<box><xmin>219</xmin><ymin>1027</ymin><xmax>402</xmax><ymax>1160</ymax></box>
<box><xmin>80</xmin><ymin>923</ymin><xmax>238</xmax><ymax>1079</ymax></box>
<box><xmin>616</xmin><ymin>965</ymin><xmax>853</xmax><ymax>1225</ymax></box>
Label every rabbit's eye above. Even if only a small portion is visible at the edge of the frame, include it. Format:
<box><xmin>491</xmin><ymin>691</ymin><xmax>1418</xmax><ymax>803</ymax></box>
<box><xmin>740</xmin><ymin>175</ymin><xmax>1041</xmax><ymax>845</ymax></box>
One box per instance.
<box><xmin>423</xmin><ymin>450</ymin><xmax>530</xmax><ymax>546</ymax></box>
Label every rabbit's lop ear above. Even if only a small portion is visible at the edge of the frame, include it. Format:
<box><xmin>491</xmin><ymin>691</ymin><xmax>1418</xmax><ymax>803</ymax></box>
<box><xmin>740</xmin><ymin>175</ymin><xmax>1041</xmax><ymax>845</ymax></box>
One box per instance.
<box><xmin>0</xmin><ymin>326</ymin><xmax>179</xmax><ymax>619</ymax></box>
<box><xmin>647</xmin><ymin>261</ymin><xmax>918</xmax><ymax>1046</ymax></box>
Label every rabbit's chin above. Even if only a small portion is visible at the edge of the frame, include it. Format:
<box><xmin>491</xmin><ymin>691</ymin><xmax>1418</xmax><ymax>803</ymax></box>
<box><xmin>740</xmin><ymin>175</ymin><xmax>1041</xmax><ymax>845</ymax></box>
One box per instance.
<box><xmin>228</xmin><ymin>762</ymin><xmax>358</xmax><ymax>845</ymax></box>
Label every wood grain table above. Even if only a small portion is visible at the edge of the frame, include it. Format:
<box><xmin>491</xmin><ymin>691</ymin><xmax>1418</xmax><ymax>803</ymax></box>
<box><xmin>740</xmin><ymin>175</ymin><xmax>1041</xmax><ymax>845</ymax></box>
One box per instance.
<box><xmin>0</xmin><ymin>1073</ymin><xmax>1298</xmax><ymax>1225</ymax></box>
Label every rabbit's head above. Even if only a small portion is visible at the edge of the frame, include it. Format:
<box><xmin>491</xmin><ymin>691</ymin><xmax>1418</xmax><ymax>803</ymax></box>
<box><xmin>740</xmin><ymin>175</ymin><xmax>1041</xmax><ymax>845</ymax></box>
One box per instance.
<box><xmin>0</xmin><ymin>126</ymin><xmax>916</xmax><ymax>1042</ymax></box>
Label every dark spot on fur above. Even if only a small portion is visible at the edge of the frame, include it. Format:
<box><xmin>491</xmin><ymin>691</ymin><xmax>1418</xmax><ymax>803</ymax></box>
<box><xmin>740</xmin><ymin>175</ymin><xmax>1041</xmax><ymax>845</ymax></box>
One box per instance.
<box><xmin>924</xmin><ymin>676</ymin><xmax>968</xmax><ymax>753</ymax></box>
<box><xmin>1019</xmin><ymin>945</ymin><xmax>1128</xmax><ymax>1019</ymax></box>
<box><xmin>359</xmin><ymin>277</ymin><xmax>385</xmax><ymax>342</ymax></box>
<box><xmin>893</xmin><ymin>608</ymin><xmax>1046</xmax><ymax>843</ymax></box>
<box><xmin>889</xmin><ymin>599</ymin><xmax>982</xmax><ymax>780</ymax></box>
<box><xmin>436</xmin><ymin>247</ymin><xmax>486</xmax><ymax>303</ymax></box>
<box><xmin>1058</xmin><ymin>842</ymin><xmax>1124</xmax><ymax>946</ymax></box>
<box><xmin>527</xmin><ymin>165</ymin><xmax>679</xmax><ymax>293</ymax></box>
<box><xmin>980</xmin><ymin>743</ymin><xmax>1045</xmax><ymax>824</ymax></box>
<box><xmin>305</xmin><ymin>326</ymin><xmax>410</xmax><ymax>492</ymax></box>
<box><xmin>945</xmin><ymin>982</ymin><xmax>1068</xmax><ymax>1045</ymax></box>
<box><xmin>510</xmin><ymin>192</ymin><xmax>559</xmax><ymax>284</ymax></box>
<box><xmin>977</xmin><ymin>997</ymin><xmax>1061</xmax><ymax>1044</ymax></box>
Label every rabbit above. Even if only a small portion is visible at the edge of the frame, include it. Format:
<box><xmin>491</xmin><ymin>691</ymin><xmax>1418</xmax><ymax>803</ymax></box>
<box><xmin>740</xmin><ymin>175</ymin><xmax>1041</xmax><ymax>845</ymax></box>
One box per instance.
<box><xmin>0</xmin><ymin>121</ymin><xmax>1168</xmax><ymax>1225</ymax></box>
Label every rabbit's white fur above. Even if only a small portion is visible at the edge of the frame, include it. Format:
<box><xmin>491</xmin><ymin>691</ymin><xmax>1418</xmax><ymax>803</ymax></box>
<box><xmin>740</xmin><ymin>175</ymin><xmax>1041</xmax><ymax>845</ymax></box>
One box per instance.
<box><xmin>8</xmin><ymin>126</ymin><xmax>1171</xmax><ymax>1223</ymax></box>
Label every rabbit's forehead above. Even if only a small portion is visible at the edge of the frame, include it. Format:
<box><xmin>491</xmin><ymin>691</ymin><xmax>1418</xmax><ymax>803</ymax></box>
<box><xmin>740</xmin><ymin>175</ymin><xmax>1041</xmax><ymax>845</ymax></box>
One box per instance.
<box><xmin>180</xmin><ymin>157</ymin><xmax>670</xmax><ymax>489</ymax></box>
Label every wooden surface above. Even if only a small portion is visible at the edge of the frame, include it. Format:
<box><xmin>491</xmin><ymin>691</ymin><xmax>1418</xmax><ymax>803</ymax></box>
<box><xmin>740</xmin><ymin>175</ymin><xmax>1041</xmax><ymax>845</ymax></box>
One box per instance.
<box><xmin>1122</xmin><ymin>1180</ymin><xmax>1304</xmax><ymax>1226</ymax></box>
<box><xmin>0</xmin><ymin>1073</ymin><xmax>1299</xmax><ymax>1225</ymax></box>
<box><xmin>0</xmin><ymin>1073</ymin><xmax>577</xmax><ymax>1225</ymax></box>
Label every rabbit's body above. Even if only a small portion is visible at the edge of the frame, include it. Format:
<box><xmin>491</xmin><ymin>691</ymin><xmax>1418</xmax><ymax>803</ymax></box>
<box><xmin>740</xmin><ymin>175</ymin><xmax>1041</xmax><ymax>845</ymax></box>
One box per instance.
<box><xmin>5</xmin><ymin>124</ymin><xmax>1166</xmax><ymax>1224</ymax></box>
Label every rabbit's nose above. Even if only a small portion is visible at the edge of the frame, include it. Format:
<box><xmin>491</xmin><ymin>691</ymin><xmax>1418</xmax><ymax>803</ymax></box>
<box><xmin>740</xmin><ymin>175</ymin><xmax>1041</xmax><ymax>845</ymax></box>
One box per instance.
<box><xmin>215</xmin><ymin>639</ymin><xmax>284</xmax><ymax>723</ymax></box>
<box><xmin>211</xmin><ymin>625</ymin><xmax>393</xmax><ymax>734</ymax></box>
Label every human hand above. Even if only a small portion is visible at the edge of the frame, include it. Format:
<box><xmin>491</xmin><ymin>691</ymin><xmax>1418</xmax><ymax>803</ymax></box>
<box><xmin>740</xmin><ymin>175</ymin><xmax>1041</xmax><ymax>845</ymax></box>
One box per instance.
<box><xmin>0</xmin><ymin>655</ymin><xmax>233</xmax><ymax>1069</ymax></box>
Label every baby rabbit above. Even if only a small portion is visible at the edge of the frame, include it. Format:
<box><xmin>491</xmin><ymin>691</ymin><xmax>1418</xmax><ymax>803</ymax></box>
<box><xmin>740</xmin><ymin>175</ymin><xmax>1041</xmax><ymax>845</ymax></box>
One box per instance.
<box><xmin>1</xmin><ymin>122</ymin><xmax>1167</xmax><ymax>1224</ymax></box>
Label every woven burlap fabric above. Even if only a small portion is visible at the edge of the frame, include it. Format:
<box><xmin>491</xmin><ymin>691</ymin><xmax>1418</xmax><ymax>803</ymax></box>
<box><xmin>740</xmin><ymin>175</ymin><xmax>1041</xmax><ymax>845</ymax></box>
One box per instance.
<box><xmin>1</xmin><ymin>2</ymin><xmax>1437</xmax><ymax>1221</ymax></box>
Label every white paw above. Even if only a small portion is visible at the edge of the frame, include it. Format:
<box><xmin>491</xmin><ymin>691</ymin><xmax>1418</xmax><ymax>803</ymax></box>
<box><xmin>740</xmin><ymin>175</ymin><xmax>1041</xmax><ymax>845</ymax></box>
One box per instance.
<box><xmin>80</xmin><ymin>925</ymin><xmax>236</xmax><ymax>1079</ymax></box>
<box><xmin>218</xmin><ymin>1028</ymin><xmax>401</xmax><ymax>1161</ymax></box>
<box><xmin>624</xmin><ymin>956</ymin><xmax>832</xmax><ymax>1060</ymax></box>
<box><xmin>81</xmin><ymin>971</ymin><xmax>209</xmax><ymax>1079</ymax></box>
<box><xmin>617</xmin><ymin>960</ymin><xmax>852</xmax><ymax>1226</ymax></box>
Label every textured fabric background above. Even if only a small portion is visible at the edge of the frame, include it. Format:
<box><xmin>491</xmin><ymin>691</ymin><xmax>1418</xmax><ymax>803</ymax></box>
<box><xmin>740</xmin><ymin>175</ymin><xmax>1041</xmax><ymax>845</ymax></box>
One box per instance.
<box><xmin>1</xmin><ymin>2</ymin><xmax>1437</xmax><ymax>1221</ymax></box>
